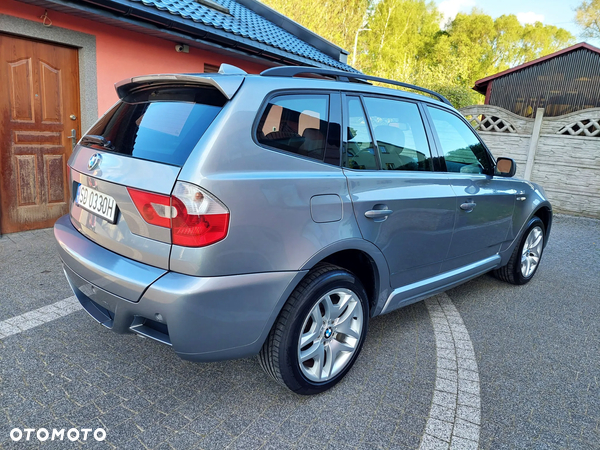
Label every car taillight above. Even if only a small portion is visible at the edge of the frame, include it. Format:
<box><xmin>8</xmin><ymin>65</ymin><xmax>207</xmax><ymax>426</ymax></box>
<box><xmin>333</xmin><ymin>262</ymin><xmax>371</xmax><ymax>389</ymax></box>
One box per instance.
<box><xmin>126</xmin><ymin>188</ymin><xmax>172</xmax><ymax>228</ymax></box>
<box><xmin>127</xmin><ymin>182</ymin><xmax>229</xmax><ymax>247</ymax></box>
<box><xmin>171</xmin><ymin>181</ymin><xmax>229</xmax><ymax>247</ymax></box>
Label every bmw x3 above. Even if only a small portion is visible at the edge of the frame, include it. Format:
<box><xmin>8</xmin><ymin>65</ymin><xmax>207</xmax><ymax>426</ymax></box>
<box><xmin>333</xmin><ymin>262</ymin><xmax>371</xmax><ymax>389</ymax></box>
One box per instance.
<box><xmin>54</xmin><ymin>65</ymin><xmax>551</xmax><ymax>394</ymax></box>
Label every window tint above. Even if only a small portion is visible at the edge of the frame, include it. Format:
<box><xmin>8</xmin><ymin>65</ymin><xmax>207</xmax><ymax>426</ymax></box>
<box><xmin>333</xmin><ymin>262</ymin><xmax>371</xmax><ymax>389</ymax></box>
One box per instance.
<box><xmin>343</xmin><ymin>97</ymin><xmax>377</xmax><ymax>170</ymax></box>
<box><xmin>86</xmin><ymin>86</ymin><xmax>225</xmax><ymax>167</ymax></box>
<box><xmin>257</xmin><ymin>95</ymin><xmax>329</xmax><ymax>162</ymax></box>
<box><xmin>363</xmin><ymin>97</ymin><xmax>432</xmax><ymax>171</ymax></box>
<box><xmin>427</xmin><ymin>107</ymin><xmax>492</xmax><ymax>174</ymax></box>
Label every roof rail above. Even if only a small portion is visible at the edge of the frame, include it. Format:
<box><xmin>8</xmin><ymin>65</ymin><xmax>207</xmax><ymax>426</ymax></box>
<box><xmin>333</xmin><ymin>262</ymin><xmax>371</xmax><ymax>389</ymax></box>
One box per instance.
<box><xmin>260</xmin><ymin>66</ymin><xmax>452</xmax><ymax>106</ymax></box>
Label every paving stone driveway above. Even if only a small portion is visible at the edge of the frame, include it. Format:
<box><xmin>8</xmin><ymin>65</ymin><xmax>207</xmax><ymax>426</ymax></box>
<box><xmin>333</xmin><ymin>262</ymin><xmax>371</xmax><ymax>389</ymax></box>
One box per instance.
<box><xmin>0</xmin><ymin>214</ymin><xmax>598</xmax><ymax>449</ymax></box>
<box><xmin>0</xmin><ymin>229</ymin><xmax>435</xmax><ymax>449</ymax></box>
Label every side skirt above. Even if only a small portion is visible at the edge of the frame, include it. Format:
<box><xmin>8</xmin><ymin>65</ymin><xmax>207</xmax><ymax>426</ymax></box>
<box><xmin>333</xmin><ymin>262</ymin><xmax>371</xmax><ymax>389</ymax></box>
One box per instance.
<box><xmin>380</xmin><ymin>255</ymin><xmax>501</xmax><ymax>314</ymax></box>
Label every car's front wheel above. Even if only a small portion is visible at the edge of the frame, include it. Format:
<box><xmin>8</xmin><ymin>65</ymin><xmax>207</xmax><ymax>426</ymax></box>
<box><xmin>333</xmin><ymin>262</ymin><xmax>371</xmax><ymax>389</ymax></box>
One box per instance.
<box><xmin>494</xmin><ymin>216</ymin><xmax>546</xmax><ymax>285</ymax></box>
<box><xmin>259</xmin><ymin>264</ymin><xmax>369</xmax><ymax>395</ymax></box>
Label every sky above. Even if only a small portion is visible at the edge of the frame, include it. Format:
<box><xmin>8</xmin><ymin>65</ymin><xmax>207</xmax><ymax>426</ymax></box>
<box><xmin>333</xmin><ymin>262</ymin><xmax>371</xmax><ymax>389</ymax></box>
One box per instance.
<box><xmin>433</xmin><ymin>0</ymin><xmax>600</xmax><ymax>47</ymax></box>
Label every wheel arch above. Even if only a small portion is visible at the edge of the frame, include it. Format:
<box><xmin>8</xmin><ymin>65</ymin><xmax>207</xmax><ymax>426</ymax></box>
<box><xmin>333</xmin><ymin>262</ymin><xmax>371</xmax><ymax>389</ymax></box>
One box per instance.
<box><xmin>299</xmin><ymin>239</ymin><xmax>391</xmax><ymax>317</ymax></box>
<box><xmin>533</xmin><ymin>205</ymin><xmax>552</xmax><ymax>247</ymax></box>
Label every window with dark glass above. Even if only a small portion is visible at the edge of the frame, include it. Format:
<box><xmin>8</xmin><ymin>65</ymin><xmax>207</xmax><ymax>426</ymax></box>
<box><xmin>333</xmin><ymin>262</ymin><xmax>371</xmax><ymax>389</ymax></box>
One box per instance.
<box><xmin>257</xmin><ymin>95</ymin><xmax>330</xmax><ymax>162</ymax></box>
<box><xmin>363</xmin><ymin>97</ymin><xmax>432</xmax><ymax>171</ymax></box>
<box><xmin>427</xmin><ymin>106</ymin><xmax>493</xmax><ymax>174</ymax></box>
<box><xmin>343</xmin><ymin>96</ymin><xmax>377</xmax><ymax>170</ymax></box>
<box><xmin>84</xmin><ymin>86</ymin><xmax>225</xmax><ymax>167</ymax></box>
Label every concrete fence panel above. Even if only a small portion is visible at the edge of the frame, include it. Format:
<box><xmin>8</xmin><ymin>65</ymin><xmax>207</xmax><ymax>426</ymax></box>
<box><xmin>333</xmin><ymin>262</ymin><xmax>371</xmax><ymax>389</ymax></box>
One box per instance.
<box><xmin>460</xmin><ymin>105</ymin><xmax>600</xmax><ymax>218</ymax></box>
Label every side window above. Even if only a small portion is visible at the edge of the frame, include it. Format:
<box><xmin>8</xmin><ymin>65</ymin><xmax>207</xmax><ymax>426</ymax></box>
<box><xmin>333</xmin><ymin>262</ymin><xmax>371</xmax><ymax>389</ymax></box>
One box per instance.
<box><xmin>363</xmin><ymin>97</ymin><xmax>432</xmax><ymax>171</ymax></box>
<box><xmin>257</xmin><ymin>95</ymin><xmax>329</xmax><ymax>162</ymax></box>
<box><xmin>427</xmin><ymin>106</ymin><xmax>493</xmax><ymax>174</ymax></box>
<box><xmin>343</xmin><ymin>96</ymin><xmax>377</xmax><ymax>170</ymax></box>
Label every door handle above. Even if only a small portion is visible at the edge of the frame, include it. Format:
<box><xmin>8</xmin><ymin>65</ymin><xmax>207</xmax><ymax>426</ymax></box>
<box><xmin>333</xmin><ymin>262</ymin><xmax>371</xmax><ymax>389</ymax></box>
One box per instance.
<box><xmin>460</xmin><ymin>202</ymin><xmax>477</xmax><ymax>212</ymax></box>
<box><xmin>365</xmin><ymin>209</ymin><xmax>393</xmax><ymax>219</ymax></box>
<box><xmin>67</xmin><ymin>129</ymin><xmax>77</xmax><ymax>151</ymax></box>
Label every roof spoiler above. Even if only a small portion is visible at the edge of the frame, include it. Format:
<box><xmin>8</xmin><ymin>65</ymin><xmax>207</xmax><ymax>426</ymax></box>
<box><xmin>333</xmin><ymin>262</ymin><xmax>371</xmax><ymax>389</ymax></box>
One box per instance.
<box><xmin>115</xmin><ymin>74</ymin><xmax>245</xmax><ymax>100</ymax></box>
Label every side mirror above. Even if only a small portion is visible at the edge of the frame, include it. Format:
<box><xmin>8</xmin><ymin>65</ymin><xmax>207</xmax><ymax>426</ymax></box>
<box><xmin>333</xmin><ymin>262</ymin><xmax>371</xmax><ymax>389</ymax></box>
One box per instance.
<box><xmin>495</xmin><ymin>157</ymin><xmax>516</xmax><ymax>177</ymax></box>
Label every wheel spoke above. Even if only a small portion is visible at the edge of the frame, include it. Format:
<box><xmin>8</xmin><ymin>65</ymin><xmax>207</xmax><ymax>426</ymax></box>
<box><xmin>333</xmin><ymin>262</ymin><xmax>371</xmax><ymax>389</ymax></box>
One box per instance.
<box><xmin>335</xmin><ymin>315</ymin><xmax>361</xmax><ymax>340</ymax></box>
<box><xmin>331</xmin><ymin>338</ymin><xmax>355</xmax><ymax>355</ymax></box>
<box><xmin>331</xmin><ymin>292</ymin><xmax>352</xmax><ymax>320</ymax></box>
<box><xmin>530</xmin><ymin>231</ymin><xmax>543</xmax><ymax>248</ymax></box>
<box><xmin>300</xmin><ymin>341</ymin><xmax>323</xmax><ymax>363</ymax></box>
<box><xmin>321</xmin><ymin>295</ymin><xmax>334</xmax><ymax>322</ymax></box>
<box><xmin>525</xmin><ymin>233</ymin><xmax>534</xmax><ymax>249</ymax></box>
<box><xmin>300</xmin><ymin>326</ymin><xmax>320</xmax><ymax>348</ymax></box>
<box><xmin>310</xmin><ymin>305</ymin><xmax>322</xmax><ymax>325</ymax></box>
<box><xmin>321</xmin><ymin>344</ymin><xmax>333</xmax><ymax>379</ymax></box>
<box><xmin>335</xmin><ymin>298</ymin><xmax>358</xmax><ymax>325</ymax></box>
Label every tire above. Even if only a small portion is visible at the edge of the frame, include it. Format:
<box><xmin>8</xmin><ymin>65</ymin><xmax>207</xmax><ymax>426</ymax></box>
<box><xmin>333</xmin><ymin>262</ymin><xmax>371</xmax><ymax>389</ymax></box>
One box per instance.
<box><xmin>493</xmin><ymin>216</ymin><xmax>545</xmax><ymax>285</ymax></box>
<box><xmin>259</xmin><ymin>264</ymin><xmax>369</xmax><ymax>395</ymax></box>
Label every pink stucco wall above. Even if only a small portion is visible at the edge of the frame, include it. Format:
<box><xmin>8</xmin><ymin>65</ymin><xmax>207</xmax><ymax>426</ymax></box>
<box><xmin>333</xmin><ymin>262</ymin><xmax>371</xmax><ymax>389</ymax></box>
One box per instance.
<box><xmin>1</xmin><ymin>0</ymin><xmax>269</xmax><ymax>115</ymax></box>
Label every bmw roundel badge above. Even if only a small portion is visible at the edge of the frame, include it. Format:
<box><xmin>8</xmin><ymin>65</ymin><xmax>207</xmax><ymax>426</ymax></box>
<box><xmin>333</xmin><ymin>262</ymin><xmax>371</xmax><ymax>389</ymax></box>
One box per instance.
<box><xmin>88</xmin><ymin>153</ymin><xmax>102</xmax><ymax>170</ymax></box>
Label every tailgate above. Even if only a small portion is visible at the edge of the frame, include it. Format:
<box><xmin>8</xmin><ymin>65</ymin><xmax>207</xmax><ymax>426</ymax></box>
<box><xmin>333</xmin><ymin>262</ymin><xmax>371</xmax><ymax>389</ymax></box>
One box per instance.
<box><xmin>69</xmin><ymin>146</ymin><xmax>180</xmax><ymax>269</ymax></box>
<box><xmin>68</xmin><ymin>81</ymin><xmax>229</xmax><ymax>269</ymax></box>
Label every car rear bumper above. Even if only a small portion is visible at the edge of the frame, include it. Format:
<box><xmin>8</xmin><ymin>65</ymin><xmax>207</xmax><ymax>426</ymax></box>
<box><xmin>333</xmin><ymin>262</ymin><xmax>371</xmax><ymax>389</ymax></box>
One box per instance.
<box><xmin>54</xmin><ymin>215</ymin><xmax>306</xmax><ymax>361</ymax></box>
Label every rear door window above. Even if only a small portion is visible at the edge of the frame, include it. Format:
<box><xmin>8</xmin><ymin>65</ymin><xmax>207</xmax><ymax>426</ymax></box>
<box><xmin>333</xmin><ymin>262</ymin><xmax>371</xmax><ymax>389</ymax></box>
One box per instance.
<box><xmin>85</xmin><ymin>86</ymin><xmax>226</xmax><ymax>167</ymax></box>
<box><xmin>343</xmin><ymin>96</ymin><xmax>378</xmax><ymax>170</ymax></box>
<box><xmin>256</xmin><ymin>94</ymin><xmax>332</xmax><ymax>162</ymax></box>
<box><xmin>363</xmin><ymin>97</ymin><xmax>433</xmax><ymax>171</ymax></box>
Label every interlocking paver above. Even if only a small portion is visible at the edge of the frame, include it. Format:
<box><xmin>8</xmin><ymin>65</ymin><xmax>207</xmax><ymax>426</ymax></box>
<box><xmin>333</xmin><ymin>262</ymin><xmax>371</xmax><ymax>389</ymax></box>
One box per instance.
<box><xmin>2</xmin><ymin>215</ymin><xmax>598</xmax><ymax>449</ymax></box>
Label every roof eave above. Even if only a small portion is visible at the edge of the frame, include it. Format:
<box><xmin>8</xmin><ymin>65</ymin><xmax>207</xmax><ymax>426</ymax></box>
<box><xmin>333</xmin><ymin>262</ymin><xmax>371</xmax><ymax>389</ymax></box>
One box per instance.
<box><xmin>14</xmin><ymin>0</ymin><xmax>356</xmax><ymax>71</ymax></box>
<box><xmin>235</xmin><ymin>0</ymin><xmax>346</xmax><ymax>62</ymax></box>
<box><xmin>473</xmin><ymin>42</ymin><xmax>600</xmax><ymax>90</ymax></box>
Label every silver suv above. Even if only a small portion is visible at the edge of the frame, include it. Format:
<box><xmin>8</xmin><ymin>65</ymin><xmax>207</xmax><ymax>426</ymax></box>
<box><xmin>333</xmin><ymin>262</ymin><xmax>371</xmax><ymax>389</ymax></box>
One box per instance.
<box><xmin>54</xmin><ymin>65</ymin><xmax>551</xmax><ymax>395</ymax></box>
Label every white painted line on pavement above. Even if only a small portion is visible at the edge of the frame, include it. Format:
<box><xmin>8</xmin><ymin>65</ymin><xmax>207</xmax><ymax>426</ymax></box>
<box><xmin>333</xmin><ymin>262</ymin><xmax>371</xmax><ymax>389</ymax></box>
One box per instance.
<box><xmin>420</xmin><ymin>294</ymin><xmax>481</xmax><ymax>450</ymax></box>
<box><xmin>0</xmin><ymin>296</ymin><xmax>82</xmax><ymax>339</ymax></box>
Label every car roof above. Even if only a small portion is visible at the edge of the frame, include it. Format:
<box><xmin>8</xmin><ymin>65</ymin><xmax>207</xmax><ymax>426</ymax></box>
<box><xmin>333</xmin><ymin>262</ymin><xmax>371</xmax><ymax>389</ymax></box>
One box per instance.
<box><xmin>116</xmin><ymin>65</ymin><xmax>456</xmax><ymax>111</ymax></box>
<box><xmin>237</xmin><ymin>74</ymin><xmax>456</xmax><ymax>110</ymax></box>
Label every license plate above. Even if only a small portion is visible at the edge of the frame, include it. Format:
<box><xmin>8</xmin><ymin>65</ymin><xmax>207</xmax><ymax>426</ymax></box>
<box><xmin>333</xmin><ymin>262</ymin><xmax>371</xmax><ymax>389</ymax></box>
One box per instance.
<box><xmin>76</xmin><ymin>185</ymin><xmax>118</xmax><ymax>224</ymax></box>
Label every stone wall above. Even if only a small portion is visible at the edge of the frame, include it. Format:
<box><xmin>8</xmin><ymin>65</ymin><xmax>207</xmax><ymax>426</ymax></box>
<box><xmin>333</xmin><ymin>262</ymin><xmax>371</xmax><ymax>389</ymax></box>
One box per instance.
<box><xmin>460</xmin><ymin>105</ymin><xmax>600</xmax><ymax>218</ymax></box>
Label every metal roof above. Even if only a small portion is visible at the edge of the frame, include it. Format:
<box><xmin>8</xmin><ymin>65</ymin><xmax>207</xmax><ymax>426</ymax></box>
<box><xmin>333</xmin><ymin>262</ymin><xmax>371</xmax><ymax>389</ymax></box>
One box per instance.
<box><xmin>473</xmin><ymin>42</ymin><xmax>600</xmax><ymax>94</ymax></box>
<box><xmin>126</xmin><ymin>0</ymin><xmax>357</xmax><ymax>71</ymax></box>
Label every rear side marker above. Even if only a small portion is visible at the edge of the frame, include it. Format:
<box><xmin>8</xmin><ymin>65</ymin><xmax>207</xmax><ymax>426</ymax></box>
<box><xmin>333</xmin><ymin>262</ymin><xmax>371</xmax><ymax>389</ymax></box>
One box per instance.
<box><xmin>127</xmin><ymin>181</ymin><xmax>229</xmax><ymax>247</ymax></box>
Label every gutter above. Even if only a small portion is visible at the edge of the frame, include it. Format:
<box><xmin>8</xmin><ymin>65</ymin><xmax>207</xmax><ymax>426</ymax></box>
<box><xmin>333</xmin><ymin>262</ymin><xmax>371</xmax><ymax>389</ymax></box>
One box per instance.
<box><xmin>15</xmin><ymin>0</ymin><xmax>357</xmax><ymax>71</ymax></box>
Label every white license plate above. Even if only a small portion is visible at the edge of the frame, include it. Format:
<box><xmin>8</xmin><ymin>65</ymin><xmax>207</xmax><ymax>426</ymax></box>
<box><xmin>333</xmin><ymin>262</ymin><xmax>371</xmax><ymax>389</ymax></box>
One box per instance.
<box><xmin>76</xmin><ymin>185</ymin><xmax>118</xmax><ymax>223</ymax></box>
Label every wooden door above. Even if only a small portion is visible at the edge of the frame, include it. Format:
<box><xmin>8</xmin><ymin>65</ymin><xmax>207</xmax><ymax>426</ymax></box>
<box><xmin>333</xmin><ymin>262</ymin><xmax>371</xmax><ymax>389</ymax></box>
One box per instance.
<box><xmin>0</xmin><ymin>34</ymin><xmax>80</xmax><ymax>234</ymax></box>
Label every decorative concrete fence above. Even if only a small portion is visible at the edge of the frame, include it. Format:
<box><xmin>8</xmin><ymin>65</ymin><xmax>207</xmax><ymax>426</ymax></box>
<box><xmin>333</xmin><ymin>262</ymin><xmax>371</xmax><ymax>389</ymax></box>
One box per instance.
<box><xmin>460</xmin><ymin>105</ymin><xmax>600</xmax><ymax>218</ymax></box>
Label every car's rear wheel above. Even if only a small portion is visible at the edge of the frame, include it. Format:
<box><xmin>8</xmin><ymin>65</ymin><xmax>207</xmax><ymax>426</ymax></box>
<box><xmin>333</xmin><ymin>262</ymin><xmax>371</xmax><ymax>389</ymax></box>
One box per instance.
<box><xmin>494</xmin><ymin>216</ymin><xmax>545</xmax><ymax>285</ymax></box>
<box><xmin>259</xmin><ymin>264</ymin><xmax>369</xmax><ymax>395</ymax></box>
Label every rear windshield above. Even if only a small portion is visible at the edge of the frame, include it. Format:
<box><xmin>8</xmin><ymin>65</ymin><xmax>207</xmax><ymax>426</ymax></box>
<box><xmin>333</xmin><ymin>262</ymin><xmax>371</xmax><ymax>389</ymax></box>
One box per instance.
<box><xmin>85</xmin><ymin>86</ymin><xmax>226</xmax><ymax>166</ymax></box>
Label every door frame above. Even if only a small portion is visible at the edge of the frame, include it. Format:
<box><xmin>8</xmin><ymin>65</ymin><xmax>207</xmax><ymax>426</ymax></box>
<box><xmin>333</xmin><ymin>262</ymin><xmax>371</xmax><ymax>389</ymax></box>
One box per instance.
<box><xmin>0</xmin><ymin>14</ymin><xmax>98</xmax><ymax>235</ymax></box>
<box><xmin>0</xmin><ymin>14</ymin><xmax>97</xmax><ymax>132</ymax></box>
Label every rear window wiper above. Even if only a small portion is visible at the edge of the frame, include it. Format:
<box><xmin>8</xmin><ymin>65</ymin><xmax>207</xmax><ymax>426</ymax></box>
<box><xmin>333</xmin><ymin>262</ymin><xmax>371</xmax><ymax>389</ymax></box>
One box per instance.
<box><xmin>81</xmin><ymin>135</ymin><xmax>114</xmax><ymax>150</ymax></box>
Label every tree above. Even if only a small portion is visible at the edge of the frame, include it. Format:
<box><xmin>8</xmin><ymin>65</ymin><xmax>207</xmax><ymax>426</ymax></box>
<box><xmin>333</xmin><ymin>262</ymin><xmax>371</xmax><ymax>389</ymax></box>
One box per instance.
<box><xmin>260</xmin><ymin>0</ymin><xmax>370</xmax><ymax>58</ymax></box>
<box><xmin>259</xmin><ymin>0</ymin><xmax>575</xmax><ymax>108</ymax></box>
<box><xmin>575</xmin><ymin>0</ymin><xmax>600</xmax><ymax>39</ymax></box>
<box><xmin>357</xmin><ymin>0</ymin><xmax>440</xmax><ymax>80</ymax></box>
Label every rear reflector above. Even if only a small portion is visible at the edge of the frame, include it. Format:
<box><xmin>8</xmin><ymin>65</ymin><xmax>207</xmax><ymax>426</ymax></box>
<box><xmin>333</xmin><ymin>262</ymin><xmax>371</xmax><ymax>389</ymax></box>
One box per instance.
<box><xmin>127</xmin><ymin>182</ymin><xmax>229</xmax><ymax>247</ymax></box>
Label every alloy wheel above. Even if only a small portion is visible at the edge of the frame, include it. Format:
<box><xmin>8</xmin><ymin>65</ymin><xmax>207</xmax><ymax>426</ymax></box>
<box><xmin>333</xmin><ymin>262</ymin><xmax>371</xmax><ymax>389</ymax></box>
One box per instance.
<box><xmin>521</xmin><ymin>225</ymin><xmax>544</xmax><ymax>278</ymax></box>
<box><xmin>297</xmin><ymin>288</ymin><xmax>364</xmax><ymax>383</ymax></box>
